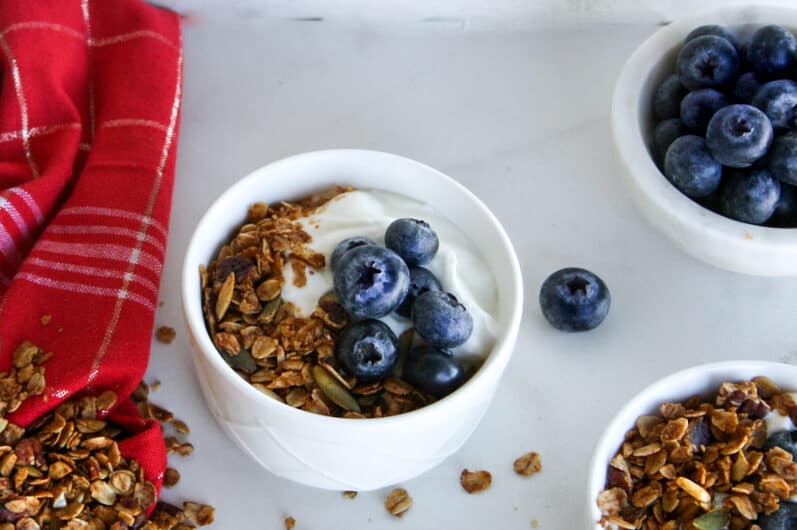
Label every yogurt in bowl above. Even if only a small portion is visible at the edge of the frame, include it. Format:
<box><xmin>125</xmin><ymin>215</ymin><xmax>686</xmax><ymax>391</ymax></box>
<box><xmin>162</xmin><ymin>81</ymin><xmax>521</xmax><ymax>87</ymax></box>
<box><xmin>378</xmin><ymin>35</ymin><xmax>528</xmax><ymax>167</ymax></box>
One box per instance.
<box><xmin>182</xmin><ymin>150</ymin><xmax>523</xmax><ymax>490</ymax></box>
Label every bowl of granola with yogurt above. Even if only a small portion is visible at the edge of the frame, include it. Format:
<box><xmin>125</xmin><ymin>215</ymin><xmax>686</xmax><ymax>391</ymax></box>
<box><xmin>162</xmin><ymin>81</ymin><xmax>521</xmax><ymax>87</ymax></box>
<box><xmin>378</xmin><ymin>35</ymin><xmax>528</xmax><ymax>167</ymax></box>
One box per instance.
<box><xmin>181</xmin><ymin>149</ymin><xmax>523</xmax><ymax>490</ymax></box>
<box><xmin>587</xmin><ymin>361</ymin><xmax>797</xmax><ymax>530</ymax></box>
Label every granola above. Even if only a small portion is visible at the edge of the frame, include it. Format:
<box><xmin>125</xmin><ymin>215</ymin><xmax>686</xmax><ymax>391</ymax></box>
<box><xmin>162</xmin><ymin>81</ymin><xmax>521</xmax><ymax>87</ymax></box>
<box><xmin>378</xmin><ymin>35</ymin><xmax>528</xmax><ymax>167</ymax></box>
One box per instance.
<box><xmin>596</xmin><ymin>377</ymin><xmax>797</xmax><ymax>530</ymax></box>
<box><xmin>156</xmin><ymin>326</ymin><xmax>177</xmax><ymax>344</ymax></box>
<box><xmin>200</xmin><ymin>190</ymin><xmax>436</xmax><ymax>418</ymax></box>
<box><xmin>384</xmin><ymin>488</ymin><xmax>412</xmax><ymax>517</ymax></box>
<box><xmin>460</xmin><ymin>469</ymin><xmax>492</xmax><ymax>493</ymax></box>
<box><xmin>0</xmin><ymin>341</ymin><xmax>214</xmax><ymax>529</ymax></box>
<box><xmin>514</xmin><ymin>452</ymin><xmax>542</xmax><ymax>477</ymax></box>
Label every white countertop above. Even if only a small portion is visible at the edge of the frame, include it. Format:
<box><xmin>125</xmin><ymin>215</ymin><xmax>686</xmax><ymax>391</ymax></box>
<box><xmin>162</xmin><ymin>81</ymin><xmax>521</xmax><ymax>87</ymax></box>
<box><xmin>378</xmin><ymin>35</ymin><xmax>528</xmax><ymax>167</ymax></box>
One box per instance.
<box><xmin>147</xmin><ymin>15</ymin><xmax>797</xmax><ymax>529</ymax></box>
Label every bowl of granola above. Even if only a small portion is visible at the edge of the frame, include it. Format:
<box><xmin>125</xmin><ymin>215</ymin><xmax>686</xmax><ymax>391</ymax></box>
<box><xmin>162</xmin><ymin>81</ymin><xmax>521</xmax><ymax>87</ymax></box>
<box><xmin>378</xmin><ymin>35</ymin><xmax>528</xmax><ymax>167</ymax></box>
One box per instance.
<box><xmin>181</xmin><ymin>149</ymin><xmax>523</xmax><ymax>491</ymax></box>
<box><xmin>586</xmin><ymin>361</ymin><xmax>797</xmax><ymax>530</ymax></box>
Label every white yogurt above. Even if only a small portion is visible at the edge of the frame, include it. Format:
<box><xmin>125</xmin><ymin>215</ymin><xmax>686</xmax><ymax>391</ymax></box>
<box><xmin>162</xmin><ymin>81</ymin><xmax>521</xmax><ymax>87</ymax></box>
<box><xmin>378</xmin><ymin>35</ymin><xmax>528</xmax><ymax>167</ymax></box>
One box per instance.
<box><xmin>764</xmin><ymin>392</ymin><xmax>797</xmax><ymax>435</ymax></box>
<box><xmin>281</xmin><ymin>189</ymin><xmax>498</xmax><ymax>361</ymax></box>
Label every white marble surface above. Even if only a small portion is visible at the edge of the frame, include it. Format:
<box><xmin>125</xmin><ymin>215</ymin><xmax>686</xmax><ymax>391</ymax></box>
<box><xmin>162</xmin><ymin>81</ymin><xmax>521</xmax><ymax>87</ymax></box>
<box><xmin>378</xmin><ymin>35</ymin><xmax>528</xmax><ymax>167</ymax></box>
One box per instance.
<box><xmin>146</xmin><ymin>15</ymin><xmax>797</xmax><ymax>530</ymax></box>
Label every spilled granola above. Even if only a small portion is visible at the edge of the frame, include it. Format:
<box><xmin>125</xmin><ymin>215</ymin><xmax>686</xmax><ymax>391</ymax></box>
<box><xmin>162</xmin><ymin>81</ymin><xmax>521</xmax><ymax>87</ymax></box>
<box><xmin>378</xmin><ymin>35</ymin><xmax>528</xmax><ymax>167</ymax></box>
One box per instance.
<box><xmin>597</xmin><ymin>377</ymin><xmax>797</xmax><ymax>530</ymax></box>
<box><xmin>0</xmin><ymin>341</ymin><xmax>214</xmax><ymax>529</ymax></box>
<box><xmin>200</xmin><ymin>189</ymin><xmax>435</xmax><ymax>418</ymax></box>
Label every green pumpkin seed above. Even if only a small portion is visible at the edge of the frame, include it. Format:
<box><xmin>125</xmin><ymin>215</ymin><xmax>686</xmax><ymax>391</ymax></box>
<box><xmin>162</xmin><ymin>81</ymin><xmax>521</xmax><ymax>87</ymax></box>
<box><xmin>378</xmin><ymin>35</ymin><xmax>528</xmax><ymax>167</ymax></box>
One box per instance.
<box><xmin>692</xmin><ymin>510</ymin><xmax>729</xmax><ymax>530</ymax></box>
<box><xmin>312</xmin><ymin>365</ymin><xmax>360</xmax><ymax>413</ymax></box>
<box><xmin>257</xmin><ymin>297</ymin><xmax>281</xmax><ymax>324</ymax></box>
<box><xmin>221</xmin><ymin>349</ymin><xmax>257</xmax><ymax>374</ymax></box>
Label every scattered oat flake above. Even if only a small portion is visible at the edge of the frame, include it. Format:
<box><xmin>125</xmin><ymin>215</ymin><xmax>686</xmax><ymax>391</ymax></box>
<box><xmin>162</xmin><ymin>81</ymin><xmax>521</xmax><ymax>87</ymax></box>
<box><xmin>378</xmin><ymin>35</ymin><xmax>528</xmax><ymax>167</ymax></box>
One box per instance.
<box><xmin>514</xmin><ymin>451</ymin><xmax>542</xmax><ymax>476</ymax></box>
<box><xmin>460</xmin><ymin>469</ymin><xmax>492</xmax><ymax>493</ymax></box>
<box><xmin>156</xmin><ymin>325</ymin><xmax>177</xmax><ymax>344</ymax></box>
<box><xmin>164</xmin><ymin>467</ymin><xmax>181</xmax><ymax>488</ymax></box>
<box><xmin>285</xmin><ymin>516</ymin><xmax>296</xmax><ymax>530</ymax></box>
<box><xmin>40</xmin><ymin>314</ymin><xmax>51</xmax><ymax>326</ymax></box>
<box><xmin>342</xmin><ymin>490</ymin><xmax>358</xmax><ymax>499</ymax></box>
<box><xmin>531</xmin><ymin>520</ymin><xmax>539</xmax><ymax>528</ymax></box>
<box><xmin>172</xmin><ymin>419</ymin><xmax>190</xmax><ymax>434</ymax></box>
<box><xmin>151</xmin><ymin>378</ymin><xmax>161</xmax><ymax>391</ymax></box>
<box><xmin>385</xmin><ymin>487</ymin><xmax>412</xmax><ymax>517</ymax></box>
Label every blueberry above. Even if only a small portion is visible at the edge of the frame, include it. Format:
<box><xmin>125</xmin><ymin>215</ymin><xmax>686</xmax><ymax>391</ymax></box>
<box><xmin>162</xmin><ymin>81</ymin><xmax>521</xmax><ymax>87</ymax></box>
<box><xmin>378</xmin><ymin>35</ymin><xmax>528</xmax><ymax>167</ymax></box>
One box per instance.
<box><xmin>764</xmin><ymin>430</ymin><xmax>797</xmax><ymax>459</ymax></box>
<box><xmin>411</xmin><ymin>291</ymin><xmax>473</xmax><ymax>348</ymax></box>
<box><xmin>676</xmin><ymin>35</ymin><xmax>739</xmax><ymax>91</ymax></box>
<box><xmin>770</xmin><ymin>182</ymin><xmax>797</xmax><ymax>227</ymax></box>
<box><xmin>384</xmin><ymin>218</ymin><xmax>439</xmax><ymax>265</ymax></box>
<box><xmin>329</xmin><ymin>236</ymin><xmax>376</xmax><ymax>272</ymax></box>
<box><xmin>719</xmin><ymin>167</ymin><xmax>781</xmax><ymax>224</ymax></box>
<box><xmin>758</xmin><ymin>503</ymin><xmax>797</xmax><ymax>530</ymax></box>
<box><xmin>732</xmin><ymin>72</ymin><xmax>762</xmax><ymax>103</ymax></box>
<box><xmin>538</xmin><ymin>268</ymin><xmax>610</xmax><ymax>332</ymax></box>
<box><xmin>653</xmin><ymin>118</ymin><xmax>686</xmax><ymax>162</ymax></box>
<box><xmin>403</xmin><ymin>346</ymin><xmax>466</xmax><ymax>398</ymax></box>
<box><xmin>706</xmin><ymin>104</ymin><xmax>773</xmax><ymax>167</ymax></box>
<box><xmin>334</xmin><ymin>245</ymin><xmax>410</xmax><ymax>319</ymax></box>
<box><xmin>746</xmin><ymin>24</ymin><xmax>797</xmax><ymax>77</ymax></box>
<box><xmin>752</xmin><ymin>79</ymin><xmax>797</xmax><ymax>129</ymax></box>
<box><xmin>664</xmin><ymin>135</ymin><xmax>723</xmax><ymax>198</ymax></box>
<box><xmin>680</xmin><ymin>88</ymin><xmax>729</xmax><ymax>132</ymax></box>
<box><xmin>768</xmin><ymin>132</ymin><xmax>797</xmax><ymax>184</ymax></box>
<box><xmin>685</xmin><ymin>25</ymin><xmax>739</xmax><ymax>50</ymax></box>
<box><xmin>395</xmin><ymin>266</ymin><xmax>442</xmax><ymax>318</ymax></box>
<box><xmin>335</xmin><ymin>319</ymin><xmax>399</xmax><ymax>383</ymax></box>
<box><xmin>653</xmin><ymin>75</ymin><xmax>687</xmax><ymax>120</ymax></box>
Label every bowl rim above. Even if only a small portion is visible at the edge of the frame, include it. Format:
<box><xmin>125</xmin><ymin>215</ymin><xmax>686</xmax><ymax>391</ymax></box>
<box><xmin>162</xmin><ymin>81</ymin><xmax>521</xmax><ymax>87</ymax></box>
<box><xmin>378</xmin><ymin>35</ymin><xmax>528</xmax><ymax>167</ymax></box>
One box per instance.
<box><xmin>585</xmin><ymin>359</ymin><xmax>797</xmax><ymax>529</ymax></box>
<box><xmin>181</xmin><ymin>148</ymin><xmax>524</xmax><ymax>428</ymax></box>
<box><xmin>611</xmin><ymin>4</ymin><xmax>797</xmax><ymax>249</ymax></box>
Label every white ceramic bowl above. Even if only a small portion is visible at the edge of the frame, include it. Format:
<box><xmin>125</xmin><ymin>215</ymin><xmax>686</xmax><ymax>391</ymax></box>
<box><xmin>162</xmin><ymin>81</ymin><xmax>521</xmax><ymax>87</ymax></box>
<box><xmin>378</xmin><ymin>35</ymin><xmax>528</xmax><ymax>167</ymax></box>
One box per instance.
<box><xmin>181</xmin><ymin>149</ymin><xmax>523</xmax><ymax>491</ymax></box>
<box><xmin>585</xmin><ymin>361</ymin><xmax>797</xmax><ymax>529</ymax></box>
<box><xmin>612</xmin><ymin>5</ymin><xmax>797</xmax><ymax>276</ymax></box>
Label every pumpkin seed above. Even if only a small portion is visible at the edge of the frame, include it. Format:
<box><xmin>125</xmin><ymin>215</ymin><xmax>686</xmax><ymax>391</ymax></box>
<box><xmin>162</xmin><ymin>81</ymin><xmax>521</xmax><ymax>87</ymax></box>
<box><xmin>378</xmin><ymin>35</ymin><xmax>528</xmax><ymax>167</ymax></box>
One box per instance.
<box><xmin>255</xmin><ymin>279</ymin><xmax>281</xmax><ymax>301</ymax></box>
<box><xmin>312</xmin><ymin>366</ymin><xmax>360</xmax><ymax>413</ymax></box>
<box><xmin>692</xmin><ymin>510</ymin><xmax>729</xmax><ymax>530</ymax></box>
<box><xmin>257</xmin><ymin>297</ymin><xmax>281</xmax><ymax>324</ymax></box>
<box><xmin>220</xmin><ymin>349</ymin><xmax>256</xmax><ymax>374</ymax></box>
<box><xmin>215</xmin><ymin>272</ymin><xmax>235</xmax><ymax>320</ymax></box>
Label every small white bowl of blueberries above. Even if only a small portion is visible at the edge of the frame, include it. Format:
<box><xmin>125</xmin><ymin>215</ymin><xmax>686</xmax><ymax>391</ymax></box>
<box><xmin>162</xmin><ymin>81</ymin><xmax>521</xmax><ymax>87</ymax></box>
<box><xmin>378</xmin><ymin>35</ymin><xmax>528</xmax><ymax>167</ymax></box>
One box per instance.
<box><xmin>613</xmin><ymin>5</ymin><xmax>797</xmax><ymax>275</ymax></box>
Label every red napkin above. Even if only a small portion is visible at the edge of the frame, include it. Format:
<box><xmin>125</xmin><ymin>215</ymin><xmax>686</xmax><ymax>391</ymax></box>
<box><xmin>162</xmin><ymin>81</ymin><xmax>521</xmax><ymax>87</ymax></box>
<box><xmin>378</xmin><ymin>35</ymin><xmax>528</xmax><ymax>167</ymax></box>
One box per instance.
<box><xmin>0</xmin><ymin>0</ymin><xmax>182</xmax><ymax>491</ymax></box>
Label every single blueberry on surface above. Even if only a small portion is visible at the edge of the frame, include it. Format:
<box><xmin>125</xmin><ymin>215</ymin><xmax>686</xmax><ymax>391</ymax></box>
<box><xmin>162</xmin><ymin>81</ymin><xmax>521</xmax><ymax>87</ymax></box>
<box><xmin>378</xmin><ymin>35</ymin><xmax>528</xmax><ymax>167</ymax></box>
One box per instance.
<box><xmin>676</xmin><ymin>35</ymin><xmax>739</xmax><ymax>90</ymax></box>
<box><xmin>403</xmin><ymin>346</ymin><xmax>466</xmax><ymax>398</ymax></box>
<box><xmin>685</xmin><ymin>25</ymin><xmax>739</xmax><ymax>50</ymax></box>
<box><xmin>334</xmin><ymin>244</ymin><xmax>410</xmax><ymax>319</ymax></box>
<box><xmin>769</xmin><ymin>182</ymin><xmax>797</xmax><ymax>227</ymax></box>
<box><xmin>538</xmin><ymin>268</ymin><xmax>610</xmax><ymax>332</ymax></box>
<box><xmin>768</xmin><ymin>131</ymin><xmax>797</xmax><ymax>185</ymax></box>
<box><xmin>746</xmin><ymin>24</ymin><xmax>797</xmax><ymax>77</ymax></box>
<box><xmin>384</xmin><ymin>218</ymin><xmax>439</xmax><ymax>265</ymax></box>
<box><xmin>706</xmin><ymin>104</ymin><xmax>773</xmax><ymax>167</ymax></box>
<box><xmin>329</xmin><ymin>236</ymin><xmax>376</xmax><ymax>272</ymax></box>
<box><xmin>733</xmin><ymin>72</ymin><xmax>762</xmax><ymax>103</ymax></box>
<box><xmin>764</xmin><ymin>430</ymin><xmax>797</xmax><ymax>459</ymax></box>
<box><xmin>411</xmin><ymin>290</ymin><xmax>473</xmax><ymax>348</ymax></box>
<box><xmin>653</xmin><ymin>75</ymin><xmax>687</xmax><ymax>120</ymax></box>
<box><xmin>680</xmin><ymin>88</ymin><xmax>729</xmax><ymax>132</ymax></box>
<box><xmin>395</xmin><ymin>266</ymin><xmax>443</xmax><ymax>318</ymax></box>
<box><xmin>752</xmin><ymin>79</ymin><xmax>797</xmax><ymax>129</ymax></box>
<box><xmin>719</xmin><ymin>167</ymin><xmax>781</xmax><ymax>224</ymax></box>
<box><xmin>758</xmin><ymin>502</ymin><xmax>797</xmax><ymax>530</ymax></box>
<box><xmin>335</xmin><ymin>319</ymin><xmax>399</xmax><ymax>383</ymax></box>
<box><xmin>653</xmin><ymin>118</ymin><xmax>686</xmax><ymax>163</ymax></box>
<box><xmin>664</xmin><ymin>135</ymin><xmax>723</xmax><ymax>198</ymax></box>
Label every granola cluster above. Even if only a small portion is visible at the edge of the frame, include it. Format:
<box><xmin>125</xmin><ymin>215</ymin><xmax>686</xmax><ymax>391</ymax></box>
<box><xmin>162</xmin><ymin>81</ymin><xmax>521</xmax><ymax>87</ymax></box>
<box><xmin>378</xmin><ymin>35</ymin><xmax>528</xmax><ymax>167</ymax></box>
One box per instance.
<box><xmin>0</xmin><ymin>341</ymin><xmax>214</xmax><ymax>529</ymax></box>
<box><xmin>597</xmin><ymin>377</ymin><xmax>797</xmax><ymax>530</ymax></box>
<box><xmin>201</xmin><ymin>189</ymin><xmax>434</xmax><ymax>418</ymax></box>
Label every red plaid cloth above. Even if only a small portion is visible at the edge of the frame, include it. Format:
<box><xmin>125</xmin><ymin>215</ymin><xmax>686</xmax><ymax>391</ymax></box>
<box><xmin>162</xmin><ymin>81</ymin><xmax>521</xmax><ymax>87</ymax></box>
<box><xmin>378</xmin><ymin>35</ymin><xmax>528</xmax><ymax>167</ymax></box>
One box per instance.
<box><xmin>0</xmin><ymin>0</ymin><xmax>182</xmax><ymax>492</ymax></box>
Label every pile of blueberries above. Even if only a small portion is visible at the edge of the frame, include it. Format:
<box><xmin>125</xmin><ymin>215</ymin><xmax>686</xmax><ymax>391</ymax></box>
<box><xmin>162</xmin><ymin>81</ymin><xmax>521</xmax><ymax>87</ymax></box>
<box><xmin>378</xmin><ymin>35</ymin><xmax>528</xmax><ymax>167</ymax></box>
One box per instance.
<box><xmin>653</xmin><ymin>24</ymin><xmax>797</xmax><ymax>227</ymax></box>
<box><xmin>330</xmin><ymin>218</ymin><xmax>473</xmax><ymax>399</ymax></box>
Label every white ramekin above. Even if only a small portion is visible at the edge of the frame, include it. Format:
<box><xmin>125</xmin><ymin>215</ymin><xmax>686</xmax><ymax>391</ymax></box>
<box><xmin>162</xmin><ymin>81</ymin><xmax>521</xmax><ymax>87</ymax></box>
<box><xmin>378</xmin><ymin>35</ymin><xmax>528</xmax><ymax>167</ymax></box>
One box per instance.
<box><xmin>181</xmin><ymin>149</ymin><xmax>523</xmax><ymax>491</ymax></box>
<box><xmin>612</xmin><ymin>5</ymin><xmax>797</xmax><ymax>276</ymax></box>
<box><xmin>585</xmin><ymin>361</ymin><xmax>797</xmax><ymax>529</ymax></box>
